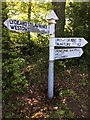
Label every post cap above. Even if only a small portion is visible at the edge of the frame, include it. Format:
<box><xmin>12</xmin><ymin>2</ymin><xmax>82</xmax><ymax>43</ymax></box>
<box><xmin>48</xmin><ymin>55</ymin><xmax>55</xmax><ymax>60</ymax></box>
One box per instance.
<box><xmin>46</xmin><ymin>10</ymin><xmax>59</xmax><ymax>21</ymax></box>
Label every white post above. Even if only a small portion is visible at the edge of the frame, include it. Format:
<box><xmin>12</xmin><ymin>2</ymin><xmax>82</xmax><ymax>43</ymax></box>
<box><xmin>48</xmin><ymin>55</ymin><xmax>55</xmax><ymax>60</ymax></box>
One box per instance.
<box><xmin>46</xmin><ymin>10</ymin><xmax>58</xmax><ymax>99</ymax></box>
<box><xmin>48</xmin><ymin>26</ymin><xmax>55</xmax><ymax>99</ymax></box>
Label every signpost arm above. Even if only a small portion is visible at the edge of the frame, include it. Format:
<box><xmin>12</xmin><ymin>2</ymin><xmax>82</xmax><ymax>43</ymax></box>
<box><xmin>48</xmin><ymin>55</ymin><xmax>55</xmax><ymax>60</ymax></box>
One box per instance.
<box><xmin>46</xmin><ymin>10</ymin><xmax>58</xmax><ymax>99</ymax></box>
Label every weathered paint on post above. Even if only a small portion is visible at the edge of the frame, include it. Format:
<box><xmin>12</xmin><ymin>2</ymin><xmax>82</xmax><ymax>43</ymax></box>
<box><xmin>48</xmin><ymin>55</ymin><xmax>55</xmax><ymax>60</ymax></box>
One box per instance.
<box><xmin>46</xmin><ymin>10</ymin><xmax>58</xmax><ymax>98</ymax></box>
<box><xmin>48</xmin><ymin>60</ymin><xmax>54</xmax><ymax>98</ymax></box>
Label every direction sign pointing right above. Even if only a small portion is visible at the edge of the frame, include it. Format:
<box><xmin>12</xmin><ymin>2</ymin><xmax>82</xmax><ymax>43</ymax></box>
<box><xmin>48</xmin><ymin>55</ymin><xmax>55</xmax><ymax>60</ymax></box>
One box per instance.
<box><xmin>54</xmin><ymin>38</ymin><xmax>88</xmax><ymax>47</ymax></box>
<box><xmin>54</xmin><ymin>48</ymin><xmax>83</xmax><ymax>60</ymax></box>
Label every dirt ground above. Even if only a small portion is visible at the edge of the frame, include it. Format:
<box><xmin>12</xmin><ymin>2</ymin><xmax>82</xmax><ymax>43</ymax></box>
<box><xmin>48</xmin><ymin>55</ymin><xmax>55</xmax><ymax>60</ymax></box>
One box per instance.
<box><xmin>3</xmin><ymin>65</ymin><xmax>89</xmax><ymax>119</ymax></box>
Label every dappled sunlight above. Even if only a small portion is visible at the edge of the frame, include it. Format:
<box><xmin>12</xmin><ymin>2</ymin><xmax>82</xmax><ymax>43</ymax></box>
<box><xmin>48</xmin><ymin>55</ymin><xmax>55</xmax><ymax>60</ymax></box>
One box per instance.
<box><xmin>66</xmin><ymin>69</ymin><xmax>71</xmax><ymax>75</ymax></box>
<box><xmin>14</xmin><ymin>64</ymin><xmax>88</xmax><ymax>118</ymax></box>
<box><xmin>31</xmin><ymin>111</ymin><xmax>48</xmax><ymax>118</ymax></box>
<box><xmin>54</xmin><ymin>65</ymin><xmax>88</xmax><ymax>118</ymax></box>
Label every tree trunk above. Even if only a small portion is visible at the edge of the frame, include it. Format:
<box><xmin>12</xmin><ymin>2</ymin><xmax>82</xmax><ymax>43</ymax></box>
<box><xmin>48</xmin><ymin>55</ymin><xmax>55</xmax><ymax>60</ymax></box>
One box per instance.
<box><xmin>52</xmin><ymin>1</ymin><xmax>66</xmax><ymax>37</ymax></box>
<box><xmin>28</xmin><ymin>2</ymin><xmax>31</xmax><ymax>41</ymax></box>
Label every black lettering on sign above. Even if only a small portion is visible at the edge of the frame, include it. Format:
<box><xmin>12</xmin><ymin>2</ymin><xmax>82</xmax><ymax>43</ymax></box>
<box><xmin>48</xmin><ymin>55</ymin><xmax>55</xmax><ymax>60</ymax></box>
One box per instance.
<box><xmin>32</xmin><ymin>23</ymin><xmax>35</xmax><ymax>28</ymax></box>
<box><xmin>56</xmin><ymin>42</ymin><xmax>59</xmax><ymax>45</ymax></box>
<box><xmin>17</xmin><ymin>20</ymin><xmax>20</xmax><ymax>25</ymax></box>
<box><xmin>21</xmin><ymin>26</ymin><xmax>25</xmax><ymax>31</ymax></box>
<box><xmin>67</xmin><ymin>39</ymin><xmax>70</xmax><ymax>42</ymax></box>
<box><xmin>64</xmin><ymin>49</ymin><xmax>68</xmax><ymax>52</ymax></box>
<box><xmin>14</xmin><ymin>20</ymin><xmax>17</xmax><ymax>24</ymax></box>
<box><xmin>23</xmin><ymin>22</ymin><xmax>27</xmax><ymax>27</ymax></box>
<box><xmin>57</xmin><ymin>39</ymin><xmax>59</xmax><ymax>41</ymax></box>
<box><xmin>79</xmin><ymin>39</ymin><xmax>81</xmax><ymax>42</ymax></box>
<box><xmin>60</xmin><ymin>43</ymin><xmax>63</xmax><ymax>46</ymax></box>
<box><xmin>18</xmin><ymin>26</ymin><xmax>21</xmax><ymax>30</ymax></box>
<box><xmin>28</xmin><ymin>28</ymin><xmax>32</xmax><ymax>32</ymax></box>
<box><xmin>77</xmin><ymin>43</ymin><xmax>81</xmax><ymax>47</ymax></box>
<box><xmin>39</xmin><ymin>24</ymin><xmax>42</xmax><ymax>28</ymax></box>
<box><xmin>10</xmin><ymin>25</ymin><xmax>28</xmax><ymax>32</ymax></box>
<box><xmin>55</xmin><ymin>53</ymin><xmax>58</xmax><ymax>56</ymax></box>
<box><xmin>15</xmin><ymin>26</ymin><xmax>19</xmax><ymax>30</ymax></box>
<box><xmin>25</xmin><ymin>22</ymin><xmax>27</xmax><ymax>26</ymax></box>
<box><xmin>42</xmin><ymin>25</ymin><xmax>46</xmax><ymax>29</ymax></box>
<box><xmin>16</xmin><ymin>20</ymin><xmax>20</xmax><ymax>25</ymax></box>
<box><xmin>10</xmin><ymin>25</ymin><xmax>15</xmax><ymax>29</ymax></box>
<box><xmin>43</xmin><ymin>25</ymin><xmax>45</xmax><ymax>29</ymax></box>
<box><xmin>59</xmin><ymin>50</ymin><xmax>62</xmax><ymax>52</ymax></box>
<box><xmin>28</xmin><ymin>22</ymin><xmax>33</xmax><ymax>27</ymax></box>
<box><xmin>66</xmin><ymin>43</ymin><xmax>70</xmax><ymax>46</ymax></box>
<box><xmin>21</xmin><ymin>26</ymin><xmax>28</xmax><ymax>31</ymax></box>
<box><xmin>10</xmin><ymin>20</ymin><xmax>14</xmax><ymax>24</ymax></box>
<box><xmin>34</xmin><ymin>23</ymin><xmax>38</xmax><ymax>28</ymax></box>
<box><xmin>45</xmin><ymin>25</ymin><xmax>47</xmax><ymax>29</ymax></box>
<box><xmin>61</xmin><ymin>55</ymin><xmax>67</xmax><ymax>58</ymax></box>
<box><xmin>71</xmin><ymin>39</ymin><xmax>76</xmax><ymax>42</ymax></box>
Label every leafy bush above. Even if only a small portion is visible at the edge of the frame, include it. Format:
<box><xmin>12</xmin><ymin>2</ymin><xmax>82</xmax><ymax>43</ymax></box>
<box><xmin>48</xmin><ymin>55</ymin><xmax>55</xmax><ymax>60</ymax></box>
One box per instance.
<box><xmin>3</xmin><ymin>57</ymin><xmax>28</xmax><ymax>98</ymax></box>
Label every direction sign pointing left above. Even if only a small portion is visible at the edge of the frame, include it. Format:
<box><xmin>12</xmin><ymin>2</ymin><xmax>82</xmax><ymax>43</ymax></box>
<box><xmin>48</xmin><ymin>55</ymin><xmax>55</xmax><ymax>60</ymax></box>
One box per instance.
<box><xmin>4</xmin><ymin>18</ymin><xmax>49</xmax><ymax>34</ymax></box>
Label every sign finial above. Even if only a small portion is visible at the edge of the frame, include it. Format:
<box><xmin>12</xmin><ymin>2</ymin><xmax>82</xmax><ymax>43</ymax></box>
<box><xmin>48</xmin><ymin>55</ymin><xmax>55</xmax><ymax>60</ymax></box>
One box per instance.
<box><xmin>46</xmin><ymin>10</ymin><xmax>59</xmax><ymax>20</ymax></box>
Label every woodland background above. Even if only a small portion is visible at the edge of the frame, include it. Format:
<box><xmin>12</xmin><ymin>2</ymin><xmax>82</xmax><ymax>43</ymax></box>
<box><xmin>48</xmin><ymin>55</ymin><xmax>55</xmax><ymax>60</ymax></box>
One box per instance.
<box><xmin>2</xmin><ymin>1</ymin><xmax>90</xmax><ymax>119</ymax></box>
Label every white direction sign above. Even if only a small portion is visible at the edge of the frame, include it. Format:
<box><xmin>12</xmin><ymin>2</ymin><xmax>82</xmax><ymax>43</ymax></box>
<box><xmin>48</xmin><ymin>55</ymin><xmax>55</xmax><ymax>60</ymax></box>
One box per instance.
<box><xmin>4</xmin><ymin>18</ymin><xmax>49</xmax><ymax>34</ymax></box>
<box><xmin>54</xmin><ymin>48</ymin><xmax>83</xmax><ymax>60</ymax></box>
<box><xmin>54</xmin><ymin>38</ymin><xmax>88</xmax><ymax>47</ymax></box>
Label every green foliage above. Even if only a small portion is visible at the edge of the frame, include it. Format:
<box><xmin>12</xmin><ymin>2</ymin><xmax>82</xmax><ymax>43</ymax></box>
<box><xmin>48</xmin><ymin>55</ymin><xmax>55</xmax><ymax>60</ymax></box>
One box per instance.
<box><xmin>65</xmin><ymin>2</ymin><xmax>90</xmax><ymax>65</ymax></box>
<box><xmin>59</xmin><ymin>89</ymin><xmax>77</xmax><ymax>97</ymax></box>
<box><xmin>2</xmin><ymin>2</ymin><xmax>29</xmax><ymax>99</ymax></box>
<box><xmin>65</xmin><ymin>2</ymin><xmax>89</xmax><ymax>37</ymax></box>
<box><xmin>3</xmin><ymin>57</ymin><xmax>28</xmax><ymax>95</ymax></box>
<box><xmin>49</xmin><ymin>106</ymin><xmax>74</xmax><ymax>118</ymax></box>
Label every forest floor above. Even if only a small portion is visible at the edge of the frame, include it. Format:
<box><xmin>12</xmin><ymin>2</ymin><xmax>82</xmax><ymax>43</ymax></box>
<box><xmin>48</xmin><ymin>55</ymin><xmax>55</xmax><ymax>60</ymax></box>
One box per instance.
<box><xmin>3</xmin><ymin>63</ymin><xmax>89</xmax><ymax>119</ymax></box>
